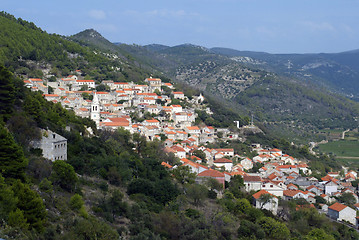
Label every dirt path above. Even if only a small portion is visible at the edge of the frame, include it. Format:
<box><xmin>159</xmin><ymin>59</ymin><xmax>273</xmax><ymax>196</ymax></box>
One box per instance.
<box><xmin>336</xmin><ymin>156</ymin><xmax>359</xmax><ymax>159</ymax></box>
<box><xmin>342</xmin><ymin>129</ymin><xmax>350</xmax><ymax>140</ymax></box>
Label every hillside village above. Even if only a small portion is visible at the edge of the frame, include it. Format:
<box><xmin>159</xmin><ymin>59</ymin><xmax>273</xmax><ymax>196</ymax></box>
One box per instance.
<box><xmin>24</xmin><ymin>74</ymin><xmax>359</xmax><ymax>229</ymax></box>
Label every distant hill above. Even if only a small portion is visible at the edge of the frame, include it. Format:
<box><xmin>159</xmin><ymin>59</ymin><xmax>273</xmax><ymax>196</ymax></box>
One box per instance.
<box><xmin>144</xmin><ymin>44</ymin><xmax>170</xmax><ymax>52</ymax></box>
<box><xmin>211</xmin><ymin>47</ymin><xmax>359</xmax><ymax>100</ymax></box>
<box><xmin>71</xmin><ymin>29</ymin><xmax>127</xmax><ymax>57</ymax></box>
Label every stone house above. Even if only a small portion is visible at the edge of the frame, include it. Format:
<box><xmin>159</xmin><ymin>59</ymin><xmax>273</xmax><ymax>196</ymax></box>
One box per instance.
<box><xmin>196</xmin><ymin>169</ymin><xmax>225</xmax><ymax>187</ymax></box>
<box><xmin>244</xmin><ymin>175</ymin><xmax>262</xmax><ymax>192</ymax></box>
<box><xmin>252</xmin><ymin>190</ymin><xmax>278</xmax><ymax>215</ymax></box>
<box><xmin>325</xmin><ymin>180</ymin><xmax>339</xmax><ymax>196</ymax></box>
<box><xmin>328</xmin><ymin>202</ymin><xmax>356</xmax><ymax>225</ymax></box>
<box><xmin>213</xmin><ymin>158</ymin><xmax>233</xmax><ymax>171</ymax></box>
<box><xmin>32</xmin><ymin>129</ymin><xmax>67</xmax><ymax>161</ymax></box>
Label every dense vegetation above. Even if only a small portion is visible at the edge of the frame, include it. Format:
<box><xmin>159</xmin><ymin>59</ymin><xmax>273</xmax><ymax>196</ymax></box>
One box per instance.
<box><xmin>1</xmin><ymin>12</ymin><xmax>359</xmax><ymax>239</ymax></box>
<box><xmin>234</xmin><ymin>75</ymin><xmax>359</xmax><ymax>130</ymax></box>
<box><xmin>0</xmin><ymin>12</ymin><xmax>149</xmax><ymax>82</ymax></box>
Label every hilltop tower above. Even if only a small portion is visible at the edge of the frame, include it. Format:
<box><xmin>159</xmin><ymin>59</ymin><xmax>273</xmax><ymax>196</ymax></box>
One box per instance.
<box><xmin>91</xmin><ymin>92</ymin><xmax>100</xmax><ymax>127</ymax></box>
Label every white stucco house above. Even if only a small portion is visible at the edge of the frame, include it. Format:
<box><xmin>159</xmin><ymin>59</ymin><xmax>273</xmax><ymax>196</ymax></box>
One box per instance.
<box><xmin>252</xmin><ymin>190</ymin><xmax>278</xmax><ymax>215</ymax></box>
<box><xmin>325</xmin><ymin>180</ymin><xmax>339</xmax><ymax>196</ymax></box>
<box><xmin>328</xmin><ymin>202</ymin><xmax>356</xmax><ymax>225</ymax></box>
<box><xmin>213</xmin><ymin>158</ymin><xmax>233</xmax><ymax>171</ymax></box>
<box><xmin>261</xmin><ymin>181</ymin><xmax>285</xmax><ymax>197</ymax></box>
<box><xmin>244</xmin><ymin>175</ymin><xmax>262</xmax><ymax>192</ymax></box>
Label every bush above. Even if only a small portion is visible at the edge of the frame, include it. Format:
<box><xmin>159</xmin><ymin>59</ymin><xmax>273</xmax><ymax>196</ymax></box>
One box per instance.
<box><xmin>51</xmin><ymin>160</ymin><xmax>78</xmax><ymax>192</ymax></box>
<box><xmin>208</xmin><ymin>189</ymin><xmax>217</xmax><ymax>199</ymax></box>
<box><xmin>69</xmin><ymin>194</ymin><xmax>84</xmax><ymax>211</ymax></box>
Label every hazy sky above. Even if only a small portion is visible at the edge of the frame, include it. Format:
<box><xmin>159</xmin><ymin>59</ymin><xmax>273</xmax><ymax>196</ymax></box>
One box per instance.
<box><xmin>2</xmin><ymin>0</ymin><xmax>359</xmax><ymax>53</ymax></box>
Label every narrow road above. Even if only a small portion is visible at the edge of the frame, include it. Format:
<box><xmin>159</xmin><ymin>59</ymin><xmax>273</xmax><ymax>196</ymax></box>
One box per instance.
<box><xmin>342</xmin><ymin>129</ymin><xmax>350</xmax><ymax>140</ymax></box>
<box><xmin>309</xmin><ymin>140</ymin><xmax>328</xmax><ymax>155</ymax></box>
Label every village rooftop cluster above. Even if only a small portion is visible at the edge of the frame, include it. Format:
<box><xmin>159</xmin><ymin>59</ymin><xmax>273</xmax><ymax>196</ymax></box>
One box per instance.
<box><xmin>24</xmin><ymin>75</ymin><xmax>359</xmax><ymax>229</ymax></box>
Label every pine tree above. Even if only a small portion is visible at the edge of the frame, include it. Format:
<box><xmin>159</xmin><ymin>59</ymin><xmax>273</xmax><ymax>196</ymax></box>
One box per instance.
<box><xmin>12</xmin><ymin>180</ymin><xmax>47</xmax><ymax>232</ymax></box>
<box><xmin>0</xmin><ymin>123</ymin><xmax>28</xmax><ymax>180</ymax></box>
<box><xmin>0</xmin><ymin>174</ymin><xmax>18</xmax><ymax>219</ymax></box>
<box><xmin>0</xmin><ymin>65</ymin><xmax>15</xmax><ymax>121</ymax></box>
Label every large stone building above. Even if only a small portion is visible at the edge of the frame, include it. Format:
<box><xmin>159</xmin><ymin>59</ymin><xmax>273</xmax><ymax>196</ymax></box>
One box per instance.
<box><xmin>33</xmin><ymin>129</ymin><xmax>67</xmax><ymax>161</ymax></box>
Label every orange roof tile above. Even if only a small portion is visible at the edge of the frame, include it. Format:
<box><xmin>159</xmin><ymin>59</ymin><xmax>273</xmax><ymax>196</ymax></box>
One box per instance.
<box><xmin>77</xmin><ymin>80</ymin><xmax>94</xmax><ymax>82</ymax></box>
<box><xmin>198</xmin><ymin>169</ymin><xmax>224</xmax><ymax>178</ymax></box>
<box><xmin>243</xmin><ymin>175</ymin><xmax>261</xmax><ymax>182</ymax></box>
<box><xmin>287</xmin><ymin>183</ymin><xmax>298</xmax><ymax>189</ymax></box>
<box><xmin>102</xmin><ymin>122</ymin><xmax>129</xmax><ymax>127</ymax></box>
<box><xmin>43</xmin><ymin>94</ymin><xmax>59</xmax><ymax>97</ymax></box>
<box><xmin>161</xmin><ymin>162</ymin><xmax>172</xmax><ymax>168</ymax></box>
<box><xmin>329</xmin><ymin>202</ymin><xmax>347</xmax><ymax>212</ymax></box>
<box><xmin>108</xmin><ymin>117</ymin><xmax>129</xmax><ymax>123</ymax></box>
<box><xmin>215</xmin><ymin>148</ymin><xmax>234</xmax><ymax>152</ymax></box>
<box><xmin>283</xmin><ymin>190</ymin><xmax>300</xmax><ymax>197</ymax></box>
<box><xmin>145</xmin><ymin>119</ymin><xmax>159</xmax><ymax>123</ymax></box>
<box><xmin>214</xmin><ymin>158</ymin><xmax>233</xmax><ymax>163</ymax></box>
<box><xmin>253</xmin><ymin>190</ymin><xmax>276</xmax><ymax>199</ymax></box>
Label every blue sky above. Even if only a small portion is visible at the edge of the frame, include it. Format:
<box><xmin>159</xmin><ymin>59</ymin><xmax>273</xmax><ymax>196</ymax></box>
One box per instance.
<box><xmin>2</xmin><ymin>0</ymin><xmax>359</xmax><ymax>53</ymax></box>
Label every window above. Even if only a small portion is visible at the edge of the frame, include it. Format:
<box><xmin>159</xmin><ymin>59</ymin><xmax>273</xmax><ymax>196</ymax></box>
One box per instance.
<box><xmin>270</xmin><ymin>185</ymin><xmax>273</xmax><ymax>188</ymax></box>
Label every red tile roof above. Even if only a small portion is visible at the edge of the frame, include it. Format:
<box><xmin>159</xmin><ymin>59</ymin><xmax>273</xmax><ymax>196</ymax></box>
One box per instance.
<box><xmin>101</xmin><ymin>122</ymin><xmax>129</xmax><ymax>127</ymax></box>
<box><xmin>243</xmin><ymin>175</ymin><xmax>261</xmax><ymax>182</ymax></box>
<box><xmin>215</xmin><ymin>148</ymin><xmax>234</xmax><ymax>152</ymax></box>
<box><xmin>161</xmin><ymin>162</ymin><xmax>172</xmax><ymax>168</ymax></box>
<box><xmin>214</xmin><ymin>158</ymin><xmax>233</xmax><ymax>163</ymax></box>
<box><xmin>186</xmin><ymin>126</ymin><xmax>200</xmax><ymax>130</ymax></box>
<box><xmin>145</xmin><ymin>119</ymin><xmax>159</xmax><ymax>123</ymax></box>
<box><xmin>287</xmin><ymin>183</ymin><xmax>298</xmax><ymax>190</ymax></box>
<box><xmin>252</xmin><ymin>190</ymin><xmax>276</xmax><ymax>200</ymax></box>
<box><xmin>198</xmin><ymin>169</ymin><xmax>224</xmax><ymax>178</ymax></box>
<box><xmin>329</xmin><ymin>202</ymin><xmax>347</xmax><ymax>212</ymax></box>
<box><xmin>283</xmin><ymin>190</ymin><xmax>301</xmax><ymax>197</ymax></box>
<box><xmin>77</xmin><ymin>80</ymin><xmax>94</xmax><ymax>82</ymax></box>
<box><xmin>108</xmin><ymin>117</ymin><xmax>129</xmax><ymax>123</ymax></box>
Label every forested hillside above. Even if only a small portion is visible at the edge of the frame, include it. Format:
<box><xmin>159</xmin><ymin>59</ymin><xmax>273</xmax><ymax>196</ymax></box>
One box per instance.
<box><xmin>1</xmin><ymin>12</ymin><xmax>359</xmax><ymax>240</ymax></box>
<box><xmin>0</xmin><ymin>12</ymin><xmax>151</xmax><ymax>82</ymax></box>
